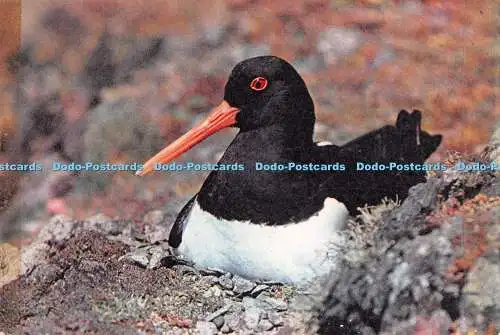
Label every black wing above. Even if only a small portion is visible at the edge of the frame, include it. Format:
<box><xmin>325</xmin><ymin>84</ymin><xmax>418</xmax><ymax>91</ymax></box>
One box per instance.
<box><xmin>320</xmin><ymin>110</ymin><xmax>442</xmax><ymax>214</ymax></box>
<box><xmin>168</xmin><ymin>195</ymin><xmax>197</xmax><ymax>248</ymax></box>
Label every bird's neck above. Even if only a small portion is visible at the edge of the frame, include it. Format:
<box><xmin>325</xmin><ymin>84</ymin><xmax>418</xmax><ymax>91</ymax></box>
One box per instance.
<box><xmin>234</xmin><ymin>123</ymin><xmax>314</xmax><ymax>153</ymax></box>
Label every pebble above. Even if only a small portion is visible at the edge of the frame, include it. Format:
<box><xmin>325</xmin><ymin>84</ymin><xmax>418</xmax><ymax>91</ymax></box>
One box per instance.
<box><xmin>126</xmin><ymin>250</ymin><xmax>149</xmax><ymax>268</ymax></box>
<box><xmin>203</xmin><ymin>286</ymin><xmax>223</xmax><ymax>298</ymax></box>
<box><xmin>148</xmin><ymin>246</ymin><xmax>166</xmax><ymax>269</ymax></box>
<box><xmin>268</xmin><ymin>312</ymin><xmax>284</xmax><ymax>326</ymax></box>
<box><xmin>224</xmin><ymin>312</ymin><xmax>241</xmax><ymax>331</ymax></box>
<box><xmin>212</xmin><ymin>316</ymin><xmax>225</xmax><ymax>329</ymax></box>
<box><xmin>220</xmin><ymin>324</ymin><xmax>231</xmax><ymax>333</ymax></box>
<box><xmin>258</xmin><ymin>319</ymin><xmax>274</xmax><ymax>331</ymax></box>
<box><xmin>195</xmin><ymin>321</ymin><xmax>218</xmax><ymax>335</ymax></box>
<box><xmin>205</xmin><ymin>304</ymin><xmax>231</xmax><ymax>322</ymax></box>
<box><xmin>244</xmin><ymin>307</ymin><xmax>262</xmax><ymax>330</ymax></box>
<box><xmin>218</xmin><ymin>274</ymin><xmax>234</xmax><ymax>290</ymax></box>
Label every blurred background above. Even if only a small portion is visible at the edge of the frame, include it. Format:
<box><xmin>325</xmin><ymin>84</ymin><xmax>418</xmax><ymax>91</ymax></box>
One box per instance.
<box><xmin>0</xmin><ymin>0</ymin><xmax>498</xmax><ymax>244</ymax></box>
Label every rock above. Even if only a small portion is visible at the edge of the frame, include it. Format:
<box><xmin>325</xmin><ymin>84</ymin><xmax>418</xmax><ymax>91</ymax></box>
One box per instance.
<box><xmin>37</xmin><ymin>215</ymin><xmax>77</xmax><ymax>242</ymax></box>
<box><xmin>20</xmin><ymin>215</ymin><xmax>77</xmax><ymax>275</ymax></box>
<box><xmin>203</xmin><ymin>285</ymin><xmax>223</xmax><ymax>298</ymax></box>
<box><xmin>232</xmin><ymin>274</ymin><xmax>256</xmax><ymax>295</ymax></box>
<box><xmin>243</xmin><ymin>307</ymin><xmax>262</xmax><ymax>330</ymax></box>
<box><xmin>205</xmin><ymin>304</ymin><xmax>231</xmax><ymax>322</ymax></box>
<box><xmin>258</xmin><ymin>319</ymin><xmax>274</xmax><ymax>331</ymax></box>
<box><xmin>82</xmin><ymin>214</ymin><xmax>121</xmax><ymax>235</ymax></box>
<box><xmin>462</xmin><ymin>257</ymin><xmax>500</xmax><ymax>328</ymax></box>
<box><xmin>218</xmin><ymin>273</ymin><xmax>234</xmax><ymax>290</ymax></box>
<box><xmin>125</xmin><ymin>249</ymin><xmax>149</xmax><ymax>268</ymax></box>
<box><xmin>242</xmin><ymin>296</ymin><xmax>259</xmax><ymax>310</ymax></box>
<box><xmin>224</xmin><ymin>312</ymin><xmax>241</xmax><ymax>331</ymax></box>
<box><xmin>251</xmin><ymin>284</ymin><xmax>269</xmax><ymax>297</ymax></box>
<box><xmin>148</xmin><ymin>246</ymin><xmax>167</xmax><ymax>269</ymax></box>
<box><xmin>220</xmin><ymin>324</ymin><xmax>231</xmax><ymax>333</ymax></box>
<box><xmin>256</xmin><ymin>295</ymin><xmax>288</xmax><ymax>311</ymax></box>
<box><xmin>195</xmin><ymin>321</ymin><xmax>218</xmax><ymax>335</ymax></box>
<box><xmin>268</xmin><ymin>312</ymin><xmax>284</xmax><ymax>326</ymax></box>
<box><xmin>212</xmin><ymin>315</ymin><xmax>225</xmax><ymax>329</ymax></box>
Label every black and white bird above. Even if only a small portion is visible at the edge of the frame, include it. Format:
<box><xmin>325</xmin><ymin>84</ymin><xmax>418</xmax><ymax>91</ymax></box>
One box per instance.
<box><xmin>137</xmin><ymin>56</ymin><xmax>442</xmax><ymax>285</ymax></box>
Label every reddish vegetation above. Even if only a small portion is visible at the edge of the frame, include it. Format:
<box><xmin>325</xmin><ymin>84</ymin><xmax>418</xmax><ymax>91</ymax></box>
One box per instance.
<box><xmin>427</xmin><ymin>193</ymin><xmax>500</xmax><ymax>283</ymax></box>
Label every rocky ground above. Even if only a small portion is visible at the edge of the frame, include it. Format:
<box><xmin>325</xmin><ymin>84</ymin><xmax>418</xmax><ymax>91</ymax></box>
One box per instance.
<box><xmin>1</xmin><ymin>135</ymin><xmax>499</xmax><ymax>334</ymax></box>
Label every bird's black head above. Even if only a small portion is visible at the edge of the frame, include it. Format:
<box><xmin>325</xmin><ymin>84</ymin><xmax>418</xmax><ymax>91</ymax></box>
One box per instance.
<box><xmin>224</xmin><ymin>56</ymin><xmax>315</xmax><ymax>132</ymax></box>
<box><xmin>137</xmin><ymin>56</ymin><xmax>316</xmax><ymax>176</ymax></box>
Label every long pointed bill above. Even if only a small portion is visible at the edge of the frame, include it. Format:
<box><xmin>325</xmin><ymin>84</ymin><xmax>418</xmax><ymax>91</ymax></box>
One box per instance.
<box><xmin>136</xmin><ymin>100</ymin><xmax>239</xmax><ymax>176</ymax></box>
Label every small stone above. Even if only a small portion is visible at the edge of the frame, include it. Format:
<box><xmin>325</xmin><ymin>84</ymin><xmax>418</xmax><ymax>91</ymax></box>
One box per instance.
<box><xmin>224</xmin><ymin>312</ymin><xmax>241</xmax><ymax>331</ymax></box>
<box><xmin>205</xmin><ymin>304</ymin><xmax>231</xmax><ymax>322</ymax></box>
<box><xmin>244</xmin><ymin>307</ymin><xmax>262</xmax><ymax>330</ymax></box>
<box><xmin>195</xmin><ymin>320</ymin><xmax>217</xmax><ymax>335</ymax></box>
<box><xmin>126</xmin><ymin>250</ymin><xmax>149</xmax><ymax>268</ymax></box>
<box><xmin>220</xmin><ymin>324</ymin><xmax>231</xmax><ymax>333</ymax></box>
<box><xmin>148</xmin><ymin>246</ymin><xmax>166</xmax><ymax>269</ymax></box>
<box><xmin>258</xmin><ymin>319</ymin><xmax>274</xmax><ymax>331</ymax></box>
<box><xmin>232</xmin><ymin>275</ymin><xmax>256</xmax><ymax>295</ymax></box>
<box><xmin>242</xmin><ymin>297</ymin><xmax>258</xmax><ymax>310</ymax></box>
<box><xmin>213</xmin><ymin>316</ymin><xmax>225</xmax><ymax>329</ymax></box>
<box><xmin>268</xmin><ymin>312</ymin><xmax>284</xmax><ymax>326</ymax></box>
<box><xmin>203</xmin><ymin>286</ymin><xmax>223</xmax><ymax>298</ymax></box>
<box><xmin>219</xmin><ymin>274</ymin><xmax>234</xmax><ymax>290</ymax></box>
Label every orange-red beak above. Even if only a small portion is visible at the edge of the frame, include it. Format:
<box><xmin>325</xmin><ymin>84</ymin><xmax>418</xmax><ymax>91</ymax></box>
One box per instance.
<box><xmin>136</xmin><ymin>100</ymin><xmax>239</xmax><ymax>176</ymax></box>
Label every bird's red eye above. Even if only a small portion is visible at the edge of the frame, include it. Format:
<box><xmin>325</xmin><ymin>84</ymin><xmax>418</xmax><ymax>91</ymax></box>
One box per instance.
<box><xmin>250</xmin><ymin>77</ymin><xmax>268</xmax><ymax>91</ymax></box>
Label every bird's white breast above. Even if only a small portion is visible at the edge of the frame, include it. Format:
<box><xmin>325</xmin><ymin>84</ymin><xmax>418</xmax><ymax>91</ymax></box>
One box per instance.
<box><xmin>175</xmin><ymin>197</ymin><xmax>348</xmax><ymax>286</ymax></box>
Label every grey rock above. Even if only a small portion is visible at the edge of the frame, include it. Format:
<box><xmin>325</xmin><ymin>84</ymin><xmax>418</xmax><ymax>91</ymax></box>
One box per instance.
<box><xmin>232</xmin><ymin>274</ymin><xmax>256</xmax><ymax>295</ymax></box>
<box><xmin>212</xmin><ymin>316</ymin><xmax>225</xmax><ymax>329</ymax></box>
<box><xmin>224</xmin><ymin>312</ymin><xmax>241</xmax><ymax>331</ymax></box>
<box><xmin>205</xmin><ymin>304</ymin><xmax>231</xmax><ymax>322</ymax></box>
<box><xmin>203</xmin><ymin>285</ymin><xmax>223</xmax><ymax>299</ymax></box>
<box><xmin>462</xmin><ymin>257</ymin><xmax>500</xmax><ymax>328</ymax></box>
<box><xmin>21</xmin><ymin>215</ymin><xmax>77</xmax><ymax>275</ymax></box>
<box><xmin>268</xmin><ymin>312</ymin><xmax>284</xmax><ymax>326</ymax></box>
<box><xmin>125</xmin><ymin>249</ymin><xmax>149</xmax><ymax>268</ymax></box>
<box><xmin>148</xmin><ymin>246</ymin><xmax>167</xmax><ymax>269</ymax></box>
<box><xmin>258</xmin><ymin>319</ymin><xmax>274</xmax><ymax>331</ymax></box>
<box><xmin>218</xmin><ymin>273</ymin><xmax>234</xmax><ymax>290</ymax></box>
<box><xmin>220</xmin><ymin>324</ymin><xmax>231</xmax><ymax>333</ymax></box>
<box><xmin>244</xmin><ymin>307</ymin><xmax>262</xmax><ymax>330</ymax></box>
<box><xmin>82</xmin><ymin>214</ymin><xmax>120</xmax><ymax>235</ymax></box>
<box><xmin>256</xmin><ymin>295</ymin><xmax>288</xmax><ymax>311</ymax></box>
<box><xmin>195</xmin><ymin>321</ymin><xmax>217</xmax><ymax>335</ymax></box>
<box><xmin>242</xmin><ymin>296</ymin><xmax>259</xmax><ymax>310</ymax></box>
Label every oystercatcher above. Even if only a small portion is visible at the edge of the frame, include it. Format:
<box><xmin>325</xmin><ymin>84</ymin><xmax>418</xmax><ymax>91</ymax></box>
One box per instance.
<box><xmin>137</xmin><ymin>56</ymin><xmax>441</xmax><ymax>285</ymax></box>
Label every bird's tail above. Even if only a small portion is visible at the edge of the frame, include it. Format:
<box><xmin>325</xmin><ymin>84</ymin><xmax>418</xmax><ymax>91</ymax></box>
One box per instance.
<box><xmin>323</xmin><ymin>110</ymin><xmax>442</xmax><ymax>214</ymax></box>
